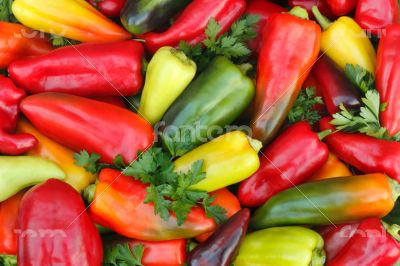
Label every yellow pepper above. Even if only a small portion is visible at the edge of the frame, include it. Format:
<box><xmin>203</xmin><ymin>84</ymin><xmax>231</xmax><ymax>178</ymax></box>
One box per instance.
<box><xmin>174</xmin><ymin>131</ymin><xmax>261</xmax><ymax>192</ymax></box>
<box><xmin>12</xmin><ymin>0</ymin><xmax>130</xmax><ymax>43</ymax></box>
<box><xmin>310</xmin><ymin>152</ymin><xmax>352</xmax><ymax>180</ymax></box>
<box><xmin>312</xmin><ymin>6</ymin><xmax>376</xmax><ymax>74</ymax></box>
<box><xmin>17</xmin><ymin>120</ymin><xmax>95</xmax><ymax>192</ymax></box>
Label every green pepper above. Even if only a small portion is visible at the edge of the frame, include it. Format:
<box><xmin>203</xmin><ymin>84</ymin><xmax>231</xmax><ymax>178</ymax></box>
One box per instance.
<box><xmin>0</xmin><ymin>156</ymin><xmax>65</xmax><ymax>201</ymax></box>
<box><xmin>139</xmin><ymin>46</ymin><xmax>196</xmax><ymax>125</ymax></box>
<box><xmin>161</xmin><ymin>56</ymin><xmax>255</xmax><ymax>157</ymax></box>
<box><xmin>234</xmin><ymin>226</ymin><xmax>326</xmax><ymax>266</ymax></box>
<box><xmin>121</xmin><ymin>0</ymin><xmax>191</xmax><ymax>35</ymax></box>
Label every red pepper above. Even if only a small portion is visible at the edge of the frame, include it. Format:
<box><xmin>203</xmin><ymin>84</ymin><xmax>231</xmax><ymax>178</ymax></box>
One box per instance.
<box><xmin>140</xmin><ymin>0</ymin><xmax>246</xmax><ymax>53</ymax></box>
<box><xmin>0</xmin><ymin>192</ymin><xmax>24</xmax><ymax>255</ymax></box>
<box><xmin>376</xmin><ymin>24</ymin><xmax>400</xmax><ymax>136</ymax></box>
<box><xmin>87</xmin><ymin>0</ymin><xmax>126</xmax><ymax>17</ymax></box>
<box><xmin>355</xmin><ymin>0</ymin><xmax>399</xmax><ymax>35</ymax></box>
<box><xmin>245</xmin><ymin>0</ymin><xmax>286</xmax><ymax>56</ymax></box>
<box><xmin>0</xmin><ymin>76</ymin><xmax>37</xmax><ymax>155</ymax></box>
<box><xmin>322</xmin><ymin>218</ymin><xmax>400</xmax><ymax>265</ymax></box>
<box><xmin>0</xmin><ymin>22</ymin><xmax>53</xmax><ymax>69</ymax></box>
<box><xmin>89</xmin><ymin>169</ymin><xmax>216</xmax><ymax>241</ymax></box>
<box><xmin>250</xmin><ymin>8</ymin><xmax>321</xmax><ymax>144</ymax></box>
<box><xmin>238</xmin><ymin>121</ymin><xmax>329</xmax><ymax>207</ymax></box>
<box><xmin>91</xmin><ymin>96</ymin><xmax>127</xmax><ymax>108</ymax></box>
<box><xmin>312</xmin><ymin>55</ymin><xmax>361</xmax><ymax>114</ymax></box>
<box><xmin>302</xmin><ymin>70</ymin><xmax>326</xmax><ymax>112</ymax></box>
<box><xmin>288</xmin><ymin>0</ymin><xmax>335</xmax><ymax>18</ymax></box>
<box><xmin>17</xmin><ymin>179</ymin><xmax>103</xmax><ymax>266</ymax></box>
<box><xmin>20</xmin><ymin>93</ymin><xmax>154</xmax><ymax>164</ymax></box>
<box><xmin>9</xmin><ymin>40</ymin><xmax>144</xmax><ymax>97</ymax></box>
<box><xmin>320</xmin><ymin>117</ymin><xmax>400</xmax><ymax>182</ymax></box>
<box><xmin>326</xmin><ymin>0</ymin><xmax>358</xmax><ymax>16</ymax></box>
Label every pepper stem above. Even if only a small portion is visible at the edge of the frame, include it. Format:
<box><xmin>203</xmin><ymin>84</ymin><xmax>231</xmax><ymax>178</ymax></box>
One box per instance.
<box><xmin>317</xmin><ymin>129</ymin><xmax>332</xmax><ymax>140</ymax></box>
<box><xmin>247</xmin><ymin>136</ymin><xmax>263</xmax><ymax>153</ymax></box>
<box><xmin>311</xmin><ymin>6</ymin><xmax>332</xmax><ymax>31</ymax></box>
<box><xmin>310</xmin><ymin>248</ymin><xmax>326</xmax><ymax>266</ymax></box>
<box><xmin>83</xmin><ymin>184</ymin><xmax>96</xmax><ymax>204</ymax></box>
<box><xmin>388</xmin><ymin>177</ymin><xmax>400</xmax><ymax>203</ymax></box>
<box><xmin>0</xmin><ymin>255</ymin><xmax>17</xmax><ymax>265</ymax></box>
<box><xmin>382</xmin><ymin>221</ymin><xmax>400</xmax><ymax>242</ymax></box>
<box><xmin>237</xmin><ymin>63</ymin><xmax>253</xmax><ymax>75</ymax></box>
<box><xmin>289</xmin><ymin>6</ymin><xmax>309</xmax><ymax>20</ymax></box>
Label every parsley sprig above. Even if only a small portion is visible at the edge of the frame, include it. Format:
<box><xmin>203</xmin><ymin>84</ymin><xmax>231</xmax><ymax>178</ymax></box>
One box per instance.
<box><xmin>344</xmin><ymin>64</ymin><xmax>375</xmax><ymax>93</ymax></box>
<box><xmin>49</xmin><ymin>35</ymin><xmax>80</xmax><ymax>48</ymax></box>
<box><xmin>179</xmin><ymin>15</ymin><xmax>259</xmax><ymax>71</ymax></box>
<box><xmin>288</xmin><ymin>87</ymin><xmax>324</xmax><ymax>125</ymax></box>
<box><xmin>103</xmin><ymin>243</ymin><xmax>144</xmax><ymax>266</ymax></box>
<box><xmin>0</xmin><ymin>0</ymin><xmax>17</xmax><ymax>22</ymax></box>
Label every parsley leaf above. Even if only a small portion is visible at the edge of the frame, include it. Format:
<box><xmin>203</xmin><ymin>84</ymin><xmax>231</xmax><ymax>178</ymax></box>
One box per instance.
<box><xmin>103</xmin><ymin>243</ymin><xmax>144</xmax><ymax>266</ymax></box>
<box><xmin>287</xmin><ymin>87</ymin><xmax>324</xmax><ymax>125</ymax></box>
<box><xmin>344</xmin><ymin>64</ymin><xmax>375</xmax><ymax>93</ymax></box>
<box><xmin>49</xmin><ymin>35</ymin><xmax>80</xmax><ymax>48</ymax></box>
<box><xmin>161</xmin><ymin>128</ymin><xmax>198</xmax><ymax>157</ymax></box>
<box><xmin>73</xmin><ymin>150</ymin><xmax>101</xmax><ymax>174</ymax></box>
<box><xmin>0</xmin><ymin>0</ymin><xmax>17</xmax><ymax>23</ymax></box>
<box><xmin>202</xmin><ymin>195</ymin><xmax>228</xmax><ymax>225</ymax></box>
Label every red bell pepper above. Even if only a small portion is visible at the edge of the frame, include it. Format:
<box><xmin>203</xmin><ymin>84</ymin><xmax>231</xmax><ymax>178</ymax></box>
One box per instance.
<box><xmin>140</xmin><ymin>0</ymin><xmax>246</xmax><ymax>53</ymax></box>
<box><xmin>87</xmin><ymin>0</ymin><xmax>126</xmax><ymax>17</ymax></box>
<box><xmin>376</xmin><ymin>24</ymin><xmax>400</xmax><ymax>136</ymax></box>
<box><xmin>321</xmin><ymin>218</ymin><xmax>400</xmax><ymax>265</ymax></box>
<box><xmin>320</xmin><ymin>117</ymin><xmax>400</xmax><ymax>182</ymax></box>
<box><xmin>0</xmin><ymin>192</ymin><xmax>24</xmax><ymax>255</ymax></box>
<box><xmin>9</xmin><ymin>40</ymin><xmax>144</xmax><ymax>97</ymax></box>
<box><xmin>239</xmin><ymin>121</ymin><xmax>329</xmax><ymax>207</ymax></box>
<box><xmin>245</xmin><ymin>0</ymin><xmax>286</xmax><ymax>56</ymax></box>
<box><xmin>312</xmin><ymin>55</ymin><xmax>361</xmax><ymax>114</ymax></box>
<box><xmin>355</xmin><ymin>0</ymin><xmax>399</xmax><ymax>35</ymax></box>
<box><xmin>17</xmin><ymin>179</ymin><xmax>103</xmax><ymax>266</ymax></box>
<box><xmin>0</xmin><ymin>22</ymin><xmax>53</xmax><ymax>69</ymax></box>
<box><xmin>88</xmin><ymin>168</ymin><xmax>216</xmax><ymax>241</ymax></box>
<box><xmin>250</xmin><ymin>7</ymin><xmax>321</xmax><ymax>144</ymax></box>
<box><xmin>0</xmin><ymin>76</ymin><xmax>37</xmax><ymax>155</ymax></box>
<box><xmin>91</xmin><ymin>96</ymin><xmax>127</xmax><ymax>108</ymax></box>
<box><xmin>20</xmin><ymin>93</ymin><xmax>154</xmax><ymax>164</ymax></box>
<box><xmin>288</xmin><ymin>0</ymin><xmax>335</xmax><ymax>18</ymax></box>
<box><xmin>326</xmin><ymin>0</ymin><xmax>358</xmax><ymax>16</ymax></box>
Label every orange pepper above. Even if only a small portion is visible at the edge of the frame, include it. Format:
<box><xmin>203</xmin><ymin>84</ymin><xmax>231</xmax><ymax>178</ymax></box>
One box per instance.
<box><xmin>310</xmin><ymin>152</ymin><xmax>352</xmax><ymax>180</ymax></box>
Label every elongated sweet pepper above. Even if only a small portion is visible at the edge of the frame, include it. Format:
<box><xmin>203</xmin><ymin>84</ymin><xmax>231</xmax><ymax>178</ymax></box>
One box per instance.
<box><xmin>312</xmin><ymin>6</ymin><xmax>376</xmax><ymax>74</ymax></box>
<box><xmin>250</xmin><ymin>7</ymin><xmax>321</xmax><ymax>144</ymax></box>
<box><xmin>103</xmin><ymin>236</ymin><xmax>187</xmax><ymax>266</ymax></box>
<box><xmin>0</xmin><ymin>76</ymin><xmax>37</xmax><ymax>155</ymax></box>
<box><xmin>17</xmin><ymin>179</ymin><xmax>103</xmax><ymax>265</ymax></box>
<box><xmin>9</xmin><ymin>41</ymin><xmax>144</xmax><ymax>97</ymax></box>
<box><xmin>234</xmin><ymin>226</ymin><xmax>326</xmax><ymax>266</ymax></box>
<box><xmin>312</xmin><ymin>55</ymin><xmax>361</xmax><ymax>114</ymax></box>
<box><xmin>310</xmin><ymin>152</ymin><xmax>352</xmax><ymax>180</ymax></box>
<box><xmin>17</xmin><ymin>120</ymin><xmax>95</xmax><ymax>192</ymax></box>
<box><xmin>187</xmin><ymin>208</ymin><xmax>250</xmax><ymax>266</ymax></box>
<box><xmin>121</xmin><ymin>0</ymin><xmax>191</xmax><ymax>35</ymax></box>
<box><xmin>355</xmin><ymin>0</ymin><xmax>399</xmax><ymax>35</ymax></box>
<box><xmin>174</xmin><ymin>131</ymin><xmax>262</xmax><ymax>192</ymax></box>
<box><xmin>320</xmin><ymin>117</ymin><xmax>400</xmax><ymax>182</ymax></box>
<box><xmin>0</xmin><ymin>22</ymin><xmax>52</xmax><ymax>69</ymax></box>
<box><xmin>376</xmin><ymin>24</ymin><xmax>400</xmax><ymax>136</ymax></box>
<box><xmin>140</xmin><ymin>0</ymin><xmax>246</xmax><ymax>53</ymax></box>
<box><xmin>87</xmin><ymin>0</ymin><xmax>126</xmax><ymax>17</ymax></box>
<box><xmin>20</xmin><ymin>93</ymin><xmax>154</xmax><ymax>164</ymax></box>
<box><xmin>326</xmin><ymin>0</ymin><xmax>358</xmax><ymax>16</ymax></box>
<box><xmin>161</xmin><ymin>56</ymin><xmax>255</xmax><ymax>156</ymax></box>
<box><xmin>12</xmin><ymin>0</ymin><xmax>130</xmax><ymax>43</ymax></box>
<box><xmin>88</xmin><ymin>168</ymin><xmax>216</xmax><ymax>241</ymax></box>
<box><xmin>238</xmin><ymin>121</ymin><xmax>329</xmax><ymax>207</ymax></box>
<box><xmin>245</xmin><ymin>0</ymin><xmax>286</xmax><ymax>56</ymax></box>
<box><xmin>251</xmin><ymin>173</ymin><xmax>399</xmax><ymax>229</ymax></box>
<box><xmin>0</xmin><ymin>192</ymin><xmax>24</xmax><ymax>256</ymax></box>
<box><xmin>289</xmin><ymin>0</ymin><xmax>335</xmax><ymax>18</ymax></box>
<box><xmin>322</xmin><ymin>218</ymin><xmax>400</xmax><ymax>265</ymax></box>
<box><xmin>0</xmin><ymin>156</ymin><xmax>65</xmax><ymax>201</ymax></box>
<box><xmin>139</xmin><ymin>46</ymin><xmax>196</xmax><ymax>125</ymax></box>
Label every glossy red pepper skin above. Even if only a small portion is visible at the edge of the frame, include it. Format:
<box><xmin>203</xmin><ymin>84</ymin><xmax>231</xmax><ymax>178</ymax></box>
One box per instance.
<box><xmin>0</xmin><ymin>76</ymin><xmax>37</xmax><ymax>155</ymax></box>
<box><xmin>376</xmin><ymin>24</ymin><xmax>400</xmax><ymax>136</ymax></box>
<box><xmin>326</xmin><ymin>0</ymin><xmax>358</xmax><ymax>16</ymax></box>
<box><xmin>20</xmin><ymin>93</ymin><xmax>154</xmax><ymax>164</ymax></box>
<box><xmin>239</xmin><ymin>122</ymin><xmax>329</xmax><ymax>207</ymax></box>
<box><xmin>140</xmin><ymin>0</ymin><xmax>246</xmax><ymax>53</ymax></box>
<box><xmin>250</xmin><ymin>12</ymin><xmax>321</xmax><ymax>144</ymax></box>
<box><xmin>355</xmin><ymin>0</ymin><xmax>399</xmax><ymax>35</ymax></box>
<box><xmin>288</xmin><ymin>0</ymin><xmax>335</xmax><ymax>18</ymax></box>
<box><xmin>9</xmin><ymin>40</ymin><xmax>144</xmax><ymax>97</ymax></box>
<box><xmin>245</xmin><ymin>0</ymin><xmax>286</xmax><ymax>56</ymax></box>
<box><xmin>17</xmin><ymin>179</ymin><xmax>103</xmax><ymax>266</ymax></box>
<box><xmin>320</xmin><ymin>117</ymin><xmax>400</xmax><ymax>182</ymax></box>
<box><xmin>91</xmin><ymin>96</ymin><xmax>126</xmax><ymax>108</ymax></box>
<box><xmin>312</xmin><ymin>55</ymin><xmax>361</xmax><ymax>114</ymax></box>
<box><xmin>104</xmin><ymin>236</ymin><xmax>187</xmax><ymax>266</ymax></box>
<box><xmin>187</xmin><ymin>208</ymin><xmax>250</xmax><ymax>266</ymax></box>
<box><xmin>88</xmin><ymin>0</ymin><xmax>126</xmax><ymax>17</ymax></box>
<box><xmin>322</xmin><ymin>218</ymin><xmax>400</xmax><ymax>266</ymax></box>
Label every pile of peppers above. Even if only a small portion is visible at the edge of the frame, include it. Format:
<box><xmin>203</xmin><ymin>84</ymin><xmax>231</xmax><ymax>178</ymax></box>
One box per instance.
<box><xmin>1</xmin><ymin>0</ymin><xmax>400</xmax><ymax>265</ymax></box>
